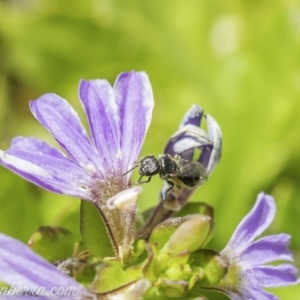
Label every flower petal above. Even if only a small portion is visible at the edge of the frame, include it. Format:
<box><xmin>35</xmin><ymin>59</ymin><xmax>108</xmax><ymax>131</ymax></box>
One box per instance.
<box><xmin>108</xmin><ymin>279</ymin><xmax>150</xmax><ymax>300</ymax></box>
<box><xmin>0</xmin><ymin>234</ymin><xmax>86</xmax><ymax>294</ymax></box>
<box><xmin>176</xmin><ymin>105</ymin><xmax>213</xmax><ymax>168</ymax></box>
<box><xmin>219</xmin><ymin>285</ymin><xmax>279</xmax><ymax>300</ymax></box>
<box><xmin>164</xmin><ymin>125</ymin><xmax>211</xmax><ymax>160</ymax></box>
<box><xmin>223</xmin><ymin>193</ymin><xmax>276</xmax><ymax>254</ymax></box>
<box><xmin>219</xmin><ymin>280</ymin><xmax>279</xmax><ymax>300</ymax></box>
<box><xmin>0</xmin><ymin>297</ymin><xmax>46</xmax><ymax>300</ymax></box>
<box><xmin>114</xmin><ymin>71</ymin><xmax>154</xmax><ymax>174</ymax></box>
<box><xmin>79</xmin><ymin>79</ymin><xmax>120</xmax><ymax>173</ymax></box>
<box><xmin>30</xmin><ymin>93</ymin><xmax>104</xmax><ymax>175</ymax></box>
<box><xmin>179</xmin><ymin>105</ymin><xmax>204</xmax><ymax>128</ymax></box>
<box><xmin>252</xmin><ymin>264</ymin><xmax>299</xmax><ymax>287</ymax></box>
<box><xmin>242</xmin><ymin>234</ymin><xmax>294</xmax><ymax>266</ymax></box>
<box><xmin>204</xmin><ymin>114</ymin><xmax>222</xmax><ymax>174</ymax></box>
<box><xmin>0</xmin><ymin>137</ymin><xmax>93</xmax><ymax>200</ymax></box>
<box><xmin>242</xmin><ymin>286</ymin><xmax>279</xmax><ymax>300</ymax></box>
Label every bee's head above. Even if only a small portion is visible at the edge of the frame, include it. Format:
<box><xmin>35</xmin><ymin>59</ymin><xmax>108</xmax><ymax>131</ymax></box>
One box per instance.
<box><xmin>139</xmin><ymin>155</ymin><xmax>160</xmax><ymax>176</ymax></box>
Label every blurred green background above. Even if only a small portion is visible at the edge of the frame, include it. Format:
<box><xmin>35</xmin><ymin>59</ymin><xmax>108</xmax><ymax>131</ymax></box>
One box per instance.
<box><xmin>0</xmin><ymin>0</ymin><xmax>300</xmax><ymax>298</ymax></box>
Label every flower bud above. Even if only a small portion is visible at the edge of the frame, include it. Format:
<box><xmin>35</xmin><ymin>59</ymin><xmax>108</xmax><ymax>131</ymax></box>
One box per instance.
<box><xmin>191</xmin><ymin>249</ymin><xmax>228</xmax><ymax>286</ymax></box>
<box><xmin>160</xmin><ymin>215</ymin><xmax>212</xmax><ymax>255</ymax></box>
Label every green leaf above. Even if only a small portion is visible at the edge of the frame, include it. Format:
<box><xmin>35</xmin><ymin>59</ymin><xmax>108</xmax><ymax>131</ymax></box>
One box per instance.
<box><xmin>80</xmin><ymin>200</ymin><xmax>114</xmax><ymax>258</ymax></box>
<box><xmin>0</xmin><ymin>282</ymin><xmax>9</xmax><ymax>288</ymax></box>
<box><xmin>28</xmin><ymin>226</ymin><xmax>75</xmax><ymax>262</ymax></box>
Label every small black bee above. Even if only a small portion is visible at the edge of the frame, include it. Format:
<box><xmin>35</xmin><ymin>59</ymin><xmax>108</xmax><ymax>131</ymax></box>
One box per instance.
<box><xmin>123</xmin><ymin>154</ymin><xmax>208</xmax><ymax>191</ymax></box>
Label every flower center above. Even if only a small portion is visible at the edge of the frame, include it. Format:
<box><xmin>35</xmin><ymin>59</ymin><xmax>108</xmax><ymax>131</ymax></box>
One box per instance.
<box><xmin>92</xmin><ymin>174</ymin><xmax>128</xmax><ymax>207</ymax></box>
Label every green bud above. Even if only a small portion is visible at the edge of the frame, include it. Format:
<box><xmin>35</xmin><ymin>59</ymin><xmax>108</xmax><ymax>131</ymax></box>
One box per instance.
<box><xmin>177</xmin><ymin>204</ymin><xmax>215</xmax><ymax>246</ymax></box>
<box><xmin>149</xmin><ymin>215</ymin><xmax>196</xmax><ymax>250</ymax></box>
<box><xmin>158</xmin><ymin>279</ymin><xmax>189</xmax><ymax>298</ymax></box>
<box><xmin>177</xmin><ymin>202</ymin><xmax>214</xmax><ymax>219</ymax></box>
<box><xmin>160</xmin><ymin>215</ymin><xmax>212</xmax><ymax>255</ymax></box>
<box><xmin>152</xmin><ymin>252</ymin><xmax>169</xmax><ymax>276</ymax></box>
<box><xmin>164</xmin><ymin>262</ymin><xmax>191</xmax><ymax>280</ymax></box>
<box><xmin>190</xmin><ymin>249</ymin><xmax>228</xmax><ymax>286</ymax></box>
<box><xmin>188</xmin><ymin>266</ymin><xmax>205</xmax><ymax>289</ymax></box>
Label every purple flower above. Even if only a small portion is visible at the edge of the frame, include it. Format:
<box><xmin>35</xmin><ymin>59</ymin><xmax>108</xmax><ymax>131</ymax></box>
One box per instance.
<box><xmin>0</xmin><ymin>71</ymin><xmax>153</xmax><ymax>201</ymax></box>
<box><xmin>0</xmin><ymin>233</ymin><xmax>92</xmax><ymax>300</ymax></box>
<box><xmin>0</xmin><ymin>233</ymin><xmax>151</xmax><ymax>300</ymax></box>
<box><xmin>218</xmin><ymin>193</ymin><xmax>298</xmax><ymax>300</ymax></box>
<box><xmin>0</xmin><ymin>71</ymin><xmax>154</xmax><ymax>258</ymax></box>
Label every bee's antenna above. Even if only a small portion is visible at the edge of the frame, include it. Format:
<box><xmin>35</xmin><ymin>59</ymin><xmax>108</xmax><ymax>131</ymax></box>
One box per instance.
<box><xmin>123</xmin><ymin>164</ymin><xmax>139</xmax><ymax>176</ymax></box>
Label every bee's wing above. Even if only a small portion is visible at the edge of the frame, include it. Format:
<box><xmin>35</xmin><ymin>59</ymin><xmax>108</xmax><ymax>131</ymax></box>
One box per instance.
<box><xmin>168</xmin><ymin>161</ymin><xmax>208</xmax><ymax>180</ymax></box>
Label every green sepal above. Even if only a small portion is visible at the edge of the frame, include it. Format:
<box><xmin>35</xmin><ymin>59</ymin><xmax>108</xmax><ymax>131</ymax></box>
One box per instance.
<box><xmin>28</xmin><ymin>226</ymin><xmax>75</xmax><ymax>262</ymax></box>
<box><xmin>91</xmin><ymin>260</ymin><xmax>141</xmax><ymax>293</ymax></box>
<box><xmin>141</xmin><ymin>241</ymin><xmax>160</xmax><ymax>281</ymax></box>
<box><xmin>127</xmin><ymin>239</ymin><xmax>147</xmax><ymax>266</ymax></box>
<box><xmin>80</xmin><ymin>200</ymin><xmax>114</xmax><ymax>258</ymax></box>
<box><xmin>190</xmin><ymin>249</ymin><xmax>228</xmax><ymax>286</ymax></box>
<box><xmin>160</xmin><ymin>215</ymin><xmax>212</xmax><ymax>255</ymax></box>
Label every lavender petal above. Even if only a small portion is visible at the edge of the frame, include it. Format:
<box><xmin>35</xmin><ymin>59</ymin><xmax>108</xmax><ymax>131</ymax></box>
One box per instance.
<box><xmin>223</xmin><ymin>286</ymin><xmax>278</xmax><ymax>300</ymax></box>
<box><xmin>164</xmin><ymin>125</ymin><xmax>212</xmax><ymax>160</ymax></box>
<box><xmin>242</xmin><ymin>287</ymin><xmax>279</xmax><ymax>300</ymax></box>
<box><xmin>114</xmin><ymin>71</ymin><xmax>154</xmax><ymax>174</ymax></box>
<box><xmin>179</xmin><ymin>105</ymin><xmax>204</xmax><ymax>128</ymax></box>
<box><xmin>165</xmin><ymin>105</ymin><xmax>211</xmax><ymax>163</ymax></box>
<box><xmin>205</xmin><ymin>114</ymin><xmax>222</xmax><ymax>174</ymax></box>
<box><xmin>242</xmin><ymin>234</ymin><xmax>293</xmax><ymax>266</ymax></box>
<box><xmin>0</xmin><ymin>137</ymin><xmax>93</xmax><ymax>200</ymax></box>
<box><xmin>253</xmin><ymin>264</ymin><xmax>299</xmax><ymax>287</ymax></box>
<box><xmin>223</xmin><ymin>193</ymin><xmax>276</xmax><ymax>254</ymax></box>
<box><xmin>0</xmin><ymin>234</ymin><xmax>86</xmax><ymax>293</ymax></box>
<box><xmin>30</xmin><ymin>94</ymin><xmax>104</xmax><ymax>175</ymax></box>
<box><xmin>79</xmin><ymin>79</ymin><xmax>120</xmax><ymax>173</ymax></box>
<box><xmin>0</xmin><ymin>297</ymin><xmax>46</xmax><ymax>300</ymax></box>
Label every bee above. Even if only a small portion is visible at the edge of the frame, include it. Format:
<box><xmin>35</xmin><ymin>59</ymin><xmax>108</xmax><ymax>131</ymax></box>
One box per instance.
<box><xmin>123</xmin><ymin>154</ymin><xmax>208</xmax><ymax>191</ymax></box>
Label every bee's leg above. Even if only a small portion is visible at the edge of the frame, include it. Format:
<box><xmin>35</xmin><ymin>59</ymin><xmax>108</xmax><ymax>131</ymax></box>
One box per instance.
<box><xmin>130</xmin><ymin>175</ymin><xmax>150</xmax><ymax>186</ymax></box>
<box><xmin>128</xmin><ymin>176</ymin><xmax>143</xmax><ymax>187</ymax></box>
<box><xmin>137</xmin><ymin>176</ymin><xmax>152</xmax><ymax>184</ymax></box>
<box><xmin>166</xmin><ymin>180</ymin><xmax>174</xmax><ymax>193</ymax></box>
